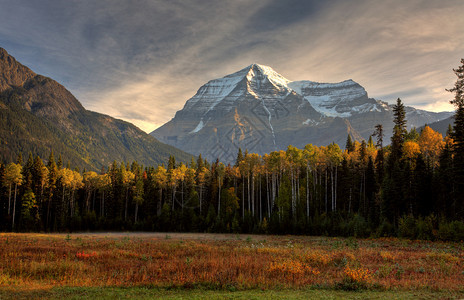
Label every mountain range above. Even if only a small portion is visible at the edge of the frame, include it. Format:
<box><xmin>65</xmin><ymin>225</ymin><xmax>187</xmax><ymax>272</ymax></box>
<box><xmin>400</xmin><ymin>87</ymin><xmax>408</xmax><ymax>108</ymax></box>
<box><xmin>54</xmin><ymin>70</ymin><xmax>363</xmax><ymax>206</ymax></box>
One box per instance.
<box><xmin>0</xmin><ymin>48</ymin><xmax>453</xmax><ymax>168</ymax></box>
<box><xmin>151</xmin><ymin>64</ymin><xmax>453</xmax><ymax>163</ymax></box>
<box><xmin>0</xmin><ymin>48</ymin><xmax>192</xmax><ymax>170</ymax></box>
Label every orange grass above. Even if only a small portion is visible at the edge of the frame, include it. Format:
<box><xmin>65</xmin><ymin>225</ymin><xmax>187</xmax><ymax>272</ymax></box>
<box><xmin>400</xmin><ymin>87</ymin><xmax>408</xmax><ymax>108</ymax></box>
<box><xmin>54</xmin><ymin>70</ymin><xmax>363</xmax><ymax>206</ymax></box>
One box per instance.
<box><xmin>0</xmin><ymin>233</ymin><xmax>463</xmax><ymax>291</ymax></box>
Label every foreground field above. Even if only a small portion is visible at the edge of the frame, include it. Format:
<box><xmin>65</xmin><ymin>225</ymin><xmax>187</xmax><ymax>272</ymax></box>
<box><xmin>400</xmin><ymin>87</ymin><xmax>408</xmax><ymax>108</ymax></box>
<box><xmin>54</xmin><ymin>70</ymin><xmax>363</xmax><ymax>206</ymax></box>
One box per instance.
<box><xmin>0</xmin><ymin>232</ymin><xmax>463</xmax><ymax>299</ymax></box>
<box><xmin>2</xmin><ymin>286</ymin><xmax>463</xmax><ymax>300</ymax></box>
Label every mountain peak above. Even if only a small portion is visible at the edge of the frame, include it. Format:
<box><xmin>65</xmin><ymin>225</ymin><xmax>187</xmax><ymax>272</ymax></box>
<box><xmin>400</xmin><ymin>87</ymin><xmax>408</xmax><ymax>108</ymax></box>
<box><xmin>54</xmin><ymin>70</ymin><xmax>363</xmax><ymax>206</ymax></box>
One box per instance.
<box><xmin>0</xmin><ymin>47</ymin><xmax>8</xmax><ymax>58</ymax></box>
<box><xmin>0</xmin><ymin>47</ymin><xmax>36</xmax><ymax>93</ymax></box>
<box><xmin>241</xmin><ymin>63</ymin><xmax>291</xmax><ymax>89</ymax></box>
<box><xmin>247</xmin><ymin>63</ymin><xmax>275</xmax><ymax>72</ymax></box>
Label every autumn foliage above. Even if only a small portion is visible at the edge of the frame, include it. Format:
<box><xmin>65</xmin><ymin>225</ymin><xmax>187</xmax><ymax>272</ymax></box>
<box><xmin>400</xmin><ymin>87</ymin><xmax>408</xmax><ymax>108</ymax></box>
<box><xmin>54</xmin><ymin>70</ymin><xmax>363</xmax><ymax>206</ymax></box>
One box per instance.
<box><xmin>0</xmin><ymin>233</ymin><xmax>463</xmax><ymax>291</ymax></box>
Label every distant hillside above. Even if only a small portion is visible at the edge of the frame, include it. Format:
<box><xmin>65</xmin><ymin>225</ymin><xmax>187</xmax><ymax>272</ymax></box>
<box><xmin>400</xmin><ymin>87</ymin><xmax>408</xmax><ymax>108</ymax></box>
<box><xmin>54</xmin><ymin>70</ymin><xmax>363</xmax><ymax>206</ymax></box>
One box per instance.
<box><xmin>419</xmin><ymin>116</ymin><xmax>454</xmax><ymax>137</ymax></box>
<box><xmin>0</xmin><ymin>48</ymin><xmax>193</xmax><ymax>170</ymax></box>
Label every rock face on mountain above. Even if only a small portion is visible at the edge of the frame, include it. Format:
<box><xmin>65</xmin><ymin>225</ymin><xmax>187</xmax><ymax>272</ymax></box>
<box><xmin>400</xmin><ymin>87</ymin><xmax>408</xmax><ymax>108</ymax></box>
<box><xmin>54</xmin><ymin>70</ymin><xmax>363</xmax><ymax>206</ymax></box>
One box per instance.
<box><xmin>0</xmin><ymin>48</ymin><xmax>192</xmax><ymax>170</ymax></box>
<box><xmin>152</xmin><ymin>64</ymin><xmax>452</xmax><ymax>163</ymax></box>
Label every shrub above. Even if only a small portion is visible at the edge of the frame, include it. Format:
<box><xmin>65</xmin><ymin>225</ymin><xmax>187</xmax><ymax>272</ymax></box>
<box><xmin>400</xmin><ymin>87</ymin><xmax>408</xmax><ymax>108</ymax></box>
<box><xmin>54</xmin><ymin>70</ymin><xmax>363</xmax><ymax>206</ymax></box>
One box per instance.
<box><xmin>376</xmin><ymin>219</ymin><xmax>394</xmax><ymax>237</ymax></box>
<box><xmin>415</xmin><ymin>216</ymin><xmax>435</xmax><ymax>240</ymax></box>
<box><xmin>336</xmin><ymin>266</ymin><xmax>372</xmax><ymax>290</ymax></box>
<box><xmin>398</xmin><ymin>215</ymin><xmax>416</xmax><ymax>238</ymax></box>
<box><xmin>438</xmin><ymin>220</ymin><xmax>464</xmax><ymax>241</ymax></box>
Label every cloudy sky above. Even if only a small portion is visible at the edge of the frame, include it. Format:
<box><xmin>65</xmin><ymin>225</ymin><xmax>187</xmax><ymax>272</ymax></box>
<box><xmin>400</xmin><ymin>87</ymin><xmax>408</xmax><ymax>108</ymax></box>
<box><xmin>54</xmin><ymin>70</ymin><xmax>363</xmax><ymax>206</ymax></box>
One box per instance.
<box><xmin>1</xmin><ymin>0</ymin><xmax>463</xmax><ymax>133</ymax></box>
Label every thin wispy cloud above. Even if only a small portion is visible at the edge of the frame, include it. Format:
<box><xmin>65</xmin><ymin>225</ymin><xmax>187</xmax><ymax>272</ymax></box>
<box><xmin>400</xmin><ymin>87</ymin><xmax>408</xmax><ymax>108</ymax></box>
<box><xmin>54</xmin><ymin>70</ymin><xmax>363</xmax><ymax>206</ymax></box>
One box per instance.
<box><xmin>0</xmin><ymin>0</ymin><xmax>462</xmax><ymax>132</ymax></box>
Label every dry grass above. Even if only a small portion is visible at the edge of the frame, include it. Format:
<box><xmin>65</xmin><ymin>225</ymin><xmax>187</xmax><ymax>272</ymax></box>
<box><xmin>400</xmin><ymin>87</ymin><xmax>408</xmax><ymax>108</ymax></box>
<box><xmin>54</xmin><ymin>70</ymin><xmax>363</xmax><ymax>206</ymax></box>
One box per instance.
<box><xmin>0</xmin><ymin>233</ymin><xmax>463</xmax><ymax>292</ymax></box>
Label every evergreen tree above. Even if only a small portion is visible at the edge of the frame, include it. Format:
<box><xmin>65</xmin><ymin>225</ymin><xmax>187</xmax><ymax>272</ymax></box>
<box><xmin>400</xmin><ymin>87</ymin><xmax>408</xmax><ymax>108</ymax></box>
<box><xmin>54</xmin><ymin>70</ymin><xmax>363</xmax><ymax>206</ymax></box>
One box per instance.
<box><xmin>405</xmin><ymin>127</ymin><xmax>419</xmax><ymax>142</ymax></box>
<box><xmin>446</xmin><ymin>124</ymin><xmax>454</xmax><ymax>137</ymax></box>
<box><xmin>359</xmin><ymin>140</ymin><xmax>367</xmax><ymax>163</ymax></box>
<box><xmin>235</xmin><ymin>148</ymin><xmax>244</xmax><ymax>166</ymax></box>
<box><xmin>372</xmin><ymin>124</ymin><xmax>384</xmax><ymax>149</ymax></box>
<box><xmin>22</xmin><ymin>153</ymin><xmax>34</xmax><ymax>190</ymax></box>
<box><xmin>390</xmin><ymin>98</ymin><xmax>407</xmax><ymax>163</ymax></box>
<box><xmin>447</xmin><ymin>58</ymin><xmax>464</xmax><ymax>219</ymax></box>
<box><xmin>365</xmin><ymin>157</ymin><xmax>377</xmax><ymax>224</ymax></box>
<box><xmin>16</xmin><ymin>153</ymin><xmax>23</xmax><ymax>165</ymax></box>
<box><xmin>196</xmin><ymin>154</ymin><xmax>204</xmax><ymax>172</ymax></box>
<box><xmin>372</xmin><ymin>124</ymin><xmax>385</xmax><ymax>183</ymax></box>
<box><xmin>168</xmin><ymin>155</ymin><xmax>176</xmax><ymax>171</ymax></box>
<box><xmin>345</xmin><ymin>135</ymin><xmax>355</xmax><ymax>153</ymax></box>
<box><xmin>57</xmin><ymin>155</ymin><xmax>63</xmax><ymax>169</ymax></box>
<box><xmin>438</xmin><ymin>140</ymin><xmax>454</xmax><ymax>218</ymax></box>
<box><xmin>46</xmin><ymin>152</ymin><xmax>58</xmax><ymax>230</ymax></box>
<box><xmin>384</xmin><ymin>98</ymin><xmax>407</xmax><ymax>225</ymax></box>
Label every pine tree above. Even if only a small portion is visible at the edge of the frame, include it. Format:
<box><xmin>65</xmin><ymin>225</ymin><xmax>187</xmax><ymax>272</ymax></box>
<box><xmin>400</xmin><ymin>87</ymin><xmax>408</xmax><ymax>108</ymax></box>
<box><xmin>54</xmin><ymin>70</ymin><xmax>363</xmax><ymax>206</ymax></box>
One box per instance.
<box><xmin>384</xmin><ymin>98</ymin><xmax>407</xmax><ymax>225</ymax></box>
<box><xmin>168</xmin><ymin>155</ymin><xmax>176</xmax><ymax>171</ymax></box>
<box><xmin>196</xmin><ymin>154</ymin><xmax>204</xmax><ymax>171</ymax></box>
<box><xmin>446</xmin><ymin>124</ymin><xmax>454</xmax><ymax>137</ymax></box>
<box><xmin>438</xmin><ymin>140</ymin><xmax>454</xmax><ymax>217</ymax></box>
<box><xmin>46</xmin><ymin>151</ymin><xmax>58</xmax><ymax>230</ymax></box>
<box><xmin>372</xmin><ymin>124</ymin><xmax>384</xmax><ymax>149</ymax></box>
<box><xmin>390</xmin><ymin>98</ymin><xmax>407</xmax><ymax>163</ymax></box>
<box><xmin>22</xmin><ymin>153</ymin><xmax>34</xmax><ymax>190</ymax></box>
<box><xmin>447</xmin><ymin>58</ymin><xmax>464</xmax><ymax>219</ymax></box>
<box><xmin>345</xmin><ymin>135</ymin><xmax>355</xmax><ymax>153</ymax></box>
<box><xmin>359</xmin><ymin>140</ymin><xmax>367</xmax><ymax>163</ymax></box>
<box><xmin>372</xmin><ymin>124</ymin><xmax>385</xmax><ymax>184</ymax></box>
<box><xmin>235</xmin><ymin>148</ymin><xmax>244</xmax><ymax>166</ymax></box>
<box><xmin>345</xmin><ymin>134</ymin><xmax>354</xmax><ymax>153</ymax></box>
<box><xmin>405</xmin><ymin>127</ymin><xmax>419</xmax><ymax>142</ymax></box>
<box><xmin>16</xmin><ymin>153</ymin><xmax>23</xmax><ymax>165</ymax></box>
<box><xmin>57</xmin><ymin>155</ymin><xmax>63</xmax><ymax>169</ymax></box>
<box><xmin>31</xmin><ymin>156</ymin><xmax>47</xmax><ymax>209</ymax></box>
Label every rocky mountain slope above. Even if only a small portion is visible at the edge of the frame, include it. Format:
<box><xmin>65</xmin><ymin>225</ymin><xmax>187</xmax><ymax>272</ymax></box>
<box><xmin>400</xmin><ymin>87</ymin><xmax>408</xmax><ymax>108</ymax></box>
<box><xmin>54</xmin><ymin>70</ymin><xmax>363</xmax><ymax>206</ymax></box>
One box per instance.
<box><xmin>0</xmin><ymin>48</ymin><xmax>192</xmax><ymax>170</ymax></box>
<box><xmin>152</xmin><ymin>64</ymin><xmax>452</xmax><ymax>162</ymax></box>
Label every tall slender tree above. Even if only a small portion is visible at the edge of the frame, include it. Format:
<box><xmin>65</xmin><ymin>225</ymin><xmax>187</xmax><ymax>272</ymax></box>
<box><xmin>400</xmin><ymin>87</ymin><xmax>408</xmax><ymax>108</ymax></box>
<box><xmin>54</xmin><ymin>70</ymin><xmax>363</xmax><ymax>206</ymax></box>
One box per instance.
<box><xmin>447</xmin><ymin>58</ymin><xmax>464</xmax><ymax>218</ymax></box>
<box><xmin>390</xmin><ymin>98</ymin><xmax>407</xmax><ymax>163</ymax></box>
<box><xmin>384</xmin><ymin>98</ymin><xmax>407</xmax><ymax>225</ymax></box>
<box><xmin>4</xmin><ymin>163</ymin><xmax>23</xmax><ymax>228</ymax></box>
<box><xmin>345</xmin><ymin>135</ymin><xmax>355</xmax><ymax>153</ymax></box>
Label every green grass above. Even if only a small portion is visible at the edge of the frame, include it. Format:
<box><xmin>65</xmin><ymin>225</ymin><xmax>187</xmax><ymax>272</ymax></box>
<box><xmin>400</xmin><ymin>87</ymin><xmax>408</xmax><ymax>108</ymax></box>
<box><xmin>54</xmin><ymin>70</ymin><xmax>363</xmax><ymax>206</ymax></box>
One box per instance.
<box><xmin>1</xmin><ymin>287</ymin><xmax>463</xmax><ymax>300</ymax></box>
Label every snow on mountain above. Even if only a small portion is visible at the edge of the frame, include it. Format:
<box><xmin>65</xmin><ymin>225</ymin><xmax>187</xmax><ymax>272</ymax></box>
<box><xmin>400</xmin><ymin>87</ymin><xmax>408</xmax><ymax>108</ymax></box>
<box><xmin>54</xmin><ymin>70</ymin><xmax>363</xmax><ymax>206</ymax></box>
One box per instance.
<box><xmin>183</xmin><ymin>64</ymin><xmax>291</xmax><ymax>116</ymax></box>
<box><xmin>183</xmin><ymin>64</ymin><xmax>385</xmax><ymax>121</ymax></box>
<box><xmin>288</xmin><ymin>79</ymin><xmax>382</xmax><ymax>118</ymax></box>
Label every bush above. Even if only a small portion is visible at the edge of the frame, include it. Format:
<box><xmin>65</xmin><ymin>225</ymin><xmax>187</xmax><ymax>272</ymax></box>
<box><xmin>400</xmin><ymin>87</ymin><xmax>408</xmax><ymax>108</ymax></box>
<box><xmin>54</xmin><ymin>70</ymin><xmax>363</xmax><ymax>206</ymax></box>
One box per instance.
<box><xmin>438</xmin><ymin>220</ymin><xmax>464</xmax><ymax>241</ymax></box>
<box><xmin>347</xmin><ymin>214</ymin><xmax>370</xmax><ymax>238</ymax></box>
<box><xmin>415</xmin><ymin>216</ymin><xmax>435</xmax><ymax>240</ymax></box>
<box><xmin>398</xmin><ymin>215</ymin><xmax>416</xmax><ymax>238</ymax></box>
<box><xmin>376</xmin><ymin>219</ymin><xmax>395</xmax><ymax>237</ymax></box>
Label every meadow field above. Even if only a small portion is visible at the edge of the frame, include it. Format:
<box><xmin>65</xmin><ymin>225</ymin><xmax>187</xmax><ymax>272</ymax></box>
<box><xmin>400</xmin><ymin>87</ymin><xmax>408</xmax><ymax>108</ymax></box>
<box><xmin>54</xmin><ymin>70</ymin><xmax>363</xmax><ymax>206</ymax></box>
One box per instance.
<box><xmin>0</xmin><ymin>232</ymin><xmax>463</xmax><ymax>299</ymax></box>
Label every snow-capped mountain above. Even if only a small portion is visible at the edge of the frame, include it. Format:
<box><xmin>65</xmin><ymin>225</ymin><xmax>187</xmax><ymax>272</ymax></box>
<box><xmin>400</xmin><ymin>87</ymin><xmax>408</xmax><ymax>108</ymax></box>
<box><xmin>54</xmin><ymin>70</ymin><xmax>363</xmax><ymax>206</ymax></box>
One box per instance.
<box><xmin>151</xmin><ymin>64</ymin><xmax>452</xmax><ymax>163</ymax></box>
<box><xmin>288</xmin><ymin>79</ymin><xmax>380</xmax><ymax>118</ymax></box>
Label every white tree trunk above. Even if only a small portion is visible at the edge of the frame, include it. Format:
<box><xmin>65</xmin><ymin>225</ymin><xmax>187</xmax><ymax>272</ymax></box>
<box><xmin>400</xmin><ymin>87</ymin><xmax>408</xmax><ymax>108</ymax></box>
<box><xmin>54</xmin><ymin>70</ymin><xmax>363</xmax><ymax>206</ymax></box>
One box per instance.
<box><xmin>12</xmin><ymin>184</ymin><xmax>18</xmax><ymax>229</ymax></box>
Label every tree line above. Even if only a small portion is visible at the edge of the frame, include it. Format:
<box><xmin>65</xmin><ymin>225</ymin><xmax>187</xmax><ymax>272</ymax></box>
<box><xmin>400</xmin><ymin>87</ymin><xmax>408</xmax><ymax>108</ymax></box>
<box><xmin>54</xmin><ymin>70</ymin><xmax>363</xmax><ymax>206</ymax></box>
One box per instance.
<box><xmin>1</xmin><ymin>59</ymin><xmax>464</xmax><ymax>240</ymax></box>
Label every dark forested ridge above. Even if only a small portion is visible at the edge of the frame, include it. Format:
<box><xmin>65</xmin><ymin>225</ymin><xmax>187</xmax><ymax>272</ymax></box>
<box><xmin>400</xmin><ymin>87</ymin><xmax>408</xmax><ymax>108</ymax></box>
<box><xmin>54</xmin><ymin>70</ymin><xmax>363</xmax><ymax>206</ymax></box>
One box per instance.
<box><xmin>0</xmin><ymin>48</ymin><xmax>193</xmax><ymax>170</ymax></box>
<box><xmin>1</xmin><ymin>54</ymin><xmax>463</xmax><ymax>241</ymax></box>
<box><xmin>419</xmin><ymin>116</ymin><xmax>454</xmax><ymax>138</ymax></box>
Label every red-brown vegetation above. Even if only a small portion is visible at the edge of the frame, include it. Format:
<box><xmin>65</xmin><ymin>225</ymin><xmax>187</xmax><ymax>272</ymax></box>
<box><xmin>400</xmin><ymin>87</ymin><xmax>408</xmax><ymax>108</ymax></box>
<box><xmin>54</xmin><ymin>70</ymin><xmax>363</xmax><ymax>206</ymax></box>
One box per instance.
<box><xmin>0</xmin><ymin>233</ymin><xmax>463</xmax><ymax>291</ymax></box>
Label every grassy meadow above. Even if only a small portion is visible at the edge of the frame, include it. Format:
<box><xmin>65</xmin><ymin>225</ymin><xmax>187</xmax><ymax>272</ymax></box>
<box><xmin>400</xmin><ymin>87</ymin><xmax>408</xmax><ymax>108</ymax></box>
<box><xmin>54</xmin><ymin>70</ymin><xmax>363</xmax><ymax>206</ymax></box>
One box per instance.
<box><xmin>0</xmin><ymin>232</ymin><xmax>463</xmax><ymax>299</ymax></box>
